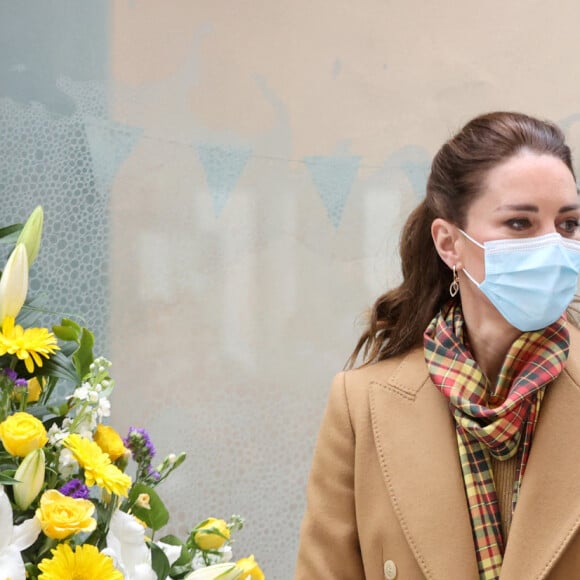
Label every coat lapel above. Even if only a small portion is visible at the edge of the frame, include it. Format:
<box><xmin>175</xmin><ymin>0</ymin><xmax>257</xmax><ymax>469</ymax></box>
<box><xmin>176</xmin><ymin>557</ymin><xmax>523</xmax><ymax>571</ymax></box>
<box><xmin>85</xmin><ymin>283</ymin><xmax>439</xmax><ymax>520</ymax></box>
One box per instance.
<box><xmin>501</xmin><ymin>352</ymin><xmax>580</xmax><ymax>579</ymax></box>
<box><xmin>369</xmin><ymin>348</ymin><xmax>479</xmax><ymax>580</ymax></box>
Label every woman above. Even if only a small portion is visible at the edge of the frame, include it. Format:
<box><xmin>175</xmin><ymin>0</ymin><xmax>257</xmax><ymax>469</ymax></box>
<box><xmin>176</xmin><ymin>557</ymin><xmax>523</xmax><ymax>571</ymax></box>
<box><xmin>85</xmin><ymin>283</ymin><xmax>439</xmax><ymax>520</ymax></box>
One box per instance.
<box><xmin>295</xmin><ymin>112</ymin><xmax>580</xmax><ymax>580</ymax></box>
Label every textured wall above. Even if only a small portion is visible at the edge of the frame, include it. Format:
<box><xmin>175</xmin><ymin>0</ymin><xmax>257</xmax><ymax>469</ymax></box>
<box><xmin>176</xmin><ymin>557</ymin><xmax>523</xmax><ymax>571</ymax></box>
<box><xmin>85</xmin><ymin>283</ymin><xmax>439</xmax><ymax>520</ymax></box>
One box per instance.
<box><xmin>3</xmin><ymin>1</ymin><xmax>580</xmax><ymax>578</ymax></box>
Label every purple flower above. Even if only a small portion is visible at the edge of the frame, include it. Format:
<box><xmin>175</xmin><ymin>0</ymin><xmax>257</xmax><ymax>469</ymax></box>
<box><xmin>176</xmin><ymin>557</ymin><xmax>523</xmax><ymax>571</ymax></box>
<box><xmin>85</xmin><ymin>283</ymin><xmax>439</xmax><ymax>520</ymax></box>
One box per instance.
<box><xmin>2</xmin><ymin>369</ymin><xmax>27</xmax><ymax>389</ymax></box>
<box><xmin>124</xmin><ymin>427</ymin><xmax>156</xmax><ymax>464</ymax></box>
<box><xmin>147</xmin><ymin>464</ymin><xmax>161</xmax><ymax>481</ymax></box>
<box><xmin>3</xmin><ymin>369</ymin><xmax>18</xmax><ymax>382</ymax></box>
<box><xmin>59</xmin><ymin>478</ymin><xmax>90</xmax><ymax>499</ymax></box>
<box><xmin>124</xmin><ymin>427</ymin><xmax>160</xmax><ymax>482</ymax></box>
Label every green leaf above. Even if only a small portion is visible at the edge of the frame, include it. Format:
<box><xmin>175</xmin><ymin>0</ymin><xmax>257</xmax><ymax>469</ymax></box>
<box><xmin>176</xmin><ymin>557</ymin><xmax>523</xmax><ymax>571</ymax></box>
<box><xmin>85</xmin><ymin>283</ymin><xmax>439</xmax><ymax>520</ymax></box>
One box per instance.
<box><xmin>16</xmin><ymin>294</ymin><xmax>51</xmax><ymax>328</ymax></box>
<box><xmin>24</xmin><ymin>405</ymin><xmax>58</xmax><ymax>421</ymax></box>
<box><xmin>0</xmin><ymin>471</ymin><xmax>19</xmax><ymax>484</ymax></box>
<box><xmin>151</xmin><ymin>542</ymin><xmax>171</xmax><ymax>580</ymax></box>
<box><xmin>59</xmin><ymin>318</ymin><xmax>82</xmax><ymax>334</ymax></box>
<box><xmin>38</xmin><ymin>351</ymin><xmax>79</xmax><ymax>383</ymax></box>
<box><xmin>72</xmin><ymin>328</ymin><xmax>94</xmax><ymax>379</ymax></box>
<box><xmin>52</xmin><ymin>325</ymin><xmax>79</xmax><ymax>342</ymax></box>
<box><xmin>58</xmin><ymin>341</ymin><xmax>79</xmax><ymax>357</ymax></box>
<box><xmin>0</xmin><ymin>223</ymin><xmax>23</xmax><ymax>243</ymax></box>
<box><xmin>128</xmin><ymin>483</ymin><xmax>170</xmax><ymax>531</ymax></box>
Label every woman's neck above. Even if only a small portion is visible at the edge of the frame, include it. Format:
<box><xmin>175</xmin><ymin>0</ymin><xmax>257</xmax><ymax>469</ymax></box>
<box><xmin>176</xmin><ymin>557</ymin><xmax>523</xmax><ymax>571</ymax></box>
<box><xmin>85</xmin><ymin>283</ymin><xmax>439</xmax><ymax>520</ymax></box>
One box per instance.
<box><xmin>461</xmin><ymin>298</ymin><xmax>521</xmax><ymax>384</ymax></box>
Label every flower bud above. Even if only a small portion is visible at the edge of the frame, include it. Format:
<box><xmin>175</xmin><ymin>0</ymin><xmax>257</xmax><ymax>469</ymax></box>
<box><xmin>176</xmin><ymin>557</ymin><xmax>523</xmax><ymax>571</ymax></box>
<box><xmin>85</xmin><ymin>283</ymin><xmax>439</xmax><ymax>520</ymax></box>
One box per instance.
<box><xmin>13</xmin><ymin>376</ymin><xmax>43</xmax><ymax>404</ymax></box>
<box><xmin>16</xmin><ymin>205</ymin><xmax>43</xmax><ymax>266</ymax></box>
<box><xmin>0</xmin><ymin>243</ymin><xmax>28</xmax><ymax>322</ymax></box>
<box><xmin>26</xmin><ymin>377</ymin><xmax>43</xmax><ymax>403</ymax></box>
<box><xmin>94</xmin><ymin>424</ymin><xmax>128</xmax><ymax>461</ymax></box>
<box><xmin>136</xmin><ymin>493</ymin><xmax>151</xmax><ymax>510</ymax></box>
<box><xmin>193</xmin><ymin>517</ymin><xmax>231</xmax><ymax>550</ymax></box>
<box><xmin>236</xmin><ymin>555</ymin><xmax>265</xmax><ymax>580</ymax></box>
<box><xmin>14</xmin><ymin>448</ymin><xmax>45</xmax><ymax>509</ymax></box>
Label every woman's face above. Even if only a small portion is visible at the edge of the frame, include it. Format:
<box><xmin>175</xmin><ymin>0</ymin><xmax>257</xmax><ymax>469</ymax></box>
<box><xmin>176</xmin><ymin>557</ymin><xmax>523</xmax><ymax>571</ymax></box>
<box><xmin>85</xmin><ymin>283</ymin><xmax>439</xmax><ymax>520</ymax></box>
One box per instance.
<box><xmin>459</xmin><ymin>151</ymin><xmax>580</xmax><ymax>284</ymax></box>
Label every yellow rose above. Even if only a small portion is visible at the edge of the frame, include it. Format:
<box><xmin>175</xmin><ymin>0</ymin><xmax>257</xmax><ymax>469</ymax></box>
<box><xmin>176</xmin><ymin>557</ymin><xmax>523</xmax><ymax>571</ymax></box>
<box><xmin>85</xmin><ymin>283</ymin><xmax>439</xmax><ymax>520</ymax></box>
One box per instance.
<box><xmin>0</xmin><ymin>411</ymin><xmax>48</xmax><ymax>456</ymax></box>
<box><xmin>36</xmin><ymin>489</ymin><xmax>96</xmax><ymax>540</ymax></box>
<box><xmin>94</xmin><ymin>424</ymin><xmax>128</xmax><ymax>461</ymax></box>
<box><xmin>236</xmin><ymin>555</ymin><xmax>265</xmax><ymax>580</ymax></box>
<box><xmin>194</xmin><ymin>518</ymin><xmax>230</xmax><ymax>550</ymax></box>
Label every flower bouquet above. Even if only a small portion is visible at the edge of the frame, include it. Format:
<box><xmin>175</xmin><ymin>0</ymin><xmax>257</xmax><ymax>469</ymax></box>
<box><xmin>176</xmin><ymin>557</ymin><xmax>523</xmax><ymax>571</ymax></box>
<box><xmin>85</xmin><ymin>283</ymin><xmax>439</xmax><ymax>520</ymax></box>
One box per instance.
<box><xmin>0</xmin><ymin>207</ymin><xmax>264</xmax><ymax>580</ymax></box>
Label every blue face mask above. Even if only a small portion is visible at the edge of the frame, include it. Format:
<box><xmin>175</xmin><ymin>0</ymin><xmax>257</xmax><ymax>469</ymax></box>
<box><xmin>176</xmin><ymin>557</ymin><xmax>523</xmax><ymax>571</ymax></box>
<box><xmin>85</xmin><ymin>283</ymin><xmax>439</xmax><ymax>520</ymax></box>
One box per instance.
<box><xmin>460</xmin><ymin>230</ymin><xmax>580</xmax><ymax>331</ymax></box>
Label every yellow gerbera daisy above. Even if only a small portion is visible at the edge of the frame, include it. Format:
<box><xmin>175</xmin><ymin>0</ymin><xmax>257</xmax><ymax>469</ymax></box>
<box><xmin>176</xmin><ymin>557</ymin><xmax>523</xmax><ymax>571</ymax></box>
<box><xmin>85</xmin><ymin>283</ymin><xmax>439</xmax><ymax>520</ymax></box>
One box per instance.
<box><xmin>0</xmin><ymin>315</ymin><xmax>59</xmax><ymax>372</ymax></box>
<box><xmin>38</xmin><ymin>543</ymin><xmax>123</xmax><ymax>580</ymax></box>
<box><xmin>64</xmin><ymin>433</ymin><xmax>132</xmax><ymax>497</ymax></box>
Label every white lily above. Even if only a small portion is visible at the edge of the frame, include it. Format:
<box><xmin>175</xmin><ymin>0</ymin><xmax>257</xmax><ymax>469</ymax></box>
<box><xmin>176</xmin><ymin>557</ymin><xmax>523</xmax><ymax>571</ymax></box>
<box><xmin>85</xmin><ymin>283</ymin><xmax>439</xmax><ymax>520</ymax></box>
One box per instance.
<box><xmin>16</xmin><ymin>206</ymin><xmax>44</xmax><ymax>266</ymax></box>
<box><xmin>0</xmin><ymin>485</ymin><xmax>42</xmax><ymax>580</ymax></box>
<box><xmin>13</xmin><ymin>448</ymin><xmax>45</xmax><ymax>509</ymax></box>
<box><xmin>0</xmin><ymin>243</ymin><xmax>28</xmax><ymax>322</ymax></box>
<box><xmin>103</xmin><ymin>510</ymin><xmax>156</xmax><ymax>580</ymax></box>
<box><xmin>185</xmin><ymin>562</ymin><xmax>244</xmax><ymax>580</ymax></box>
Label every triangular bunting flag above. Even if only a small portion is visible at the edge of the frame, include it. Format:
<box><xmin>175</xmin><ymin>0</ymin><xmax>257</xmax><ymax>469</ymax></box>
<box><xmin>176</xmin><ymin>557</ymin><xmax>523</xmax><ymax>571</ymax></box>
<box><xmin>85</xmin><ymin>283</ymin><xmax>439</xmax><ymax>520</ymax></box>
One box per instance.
<box><xmin>198</xmin><ymin>144</ymin><xmax>253</xmax><ymax>216</ymax></box>
<box><xmin>84</xmin><ymin>116</ymin><xmax>143</xmax><ymax>192</ymax></box>
<box><xmin>304</xmin><ymin>154</ymin><xmax>360</xmax><ymax>228</ymax></box>
<box><xmin>385</xmin><ymin>145</ymin><xmax>430</xmax><ymax>200</ymax></box>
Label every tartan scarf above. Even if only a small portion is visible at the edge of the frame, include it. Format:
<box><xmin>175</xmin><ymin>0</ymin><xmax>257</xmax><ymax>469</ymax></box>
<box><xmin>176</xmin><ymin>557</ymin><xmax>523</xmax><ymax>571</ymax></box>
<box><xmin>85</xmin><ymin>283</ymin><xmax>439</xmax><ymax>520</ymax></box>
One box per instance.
<box><xmin>423</xmin><ymin>303</ymin><xmax>569</xmax><ymax>580</ymax></box>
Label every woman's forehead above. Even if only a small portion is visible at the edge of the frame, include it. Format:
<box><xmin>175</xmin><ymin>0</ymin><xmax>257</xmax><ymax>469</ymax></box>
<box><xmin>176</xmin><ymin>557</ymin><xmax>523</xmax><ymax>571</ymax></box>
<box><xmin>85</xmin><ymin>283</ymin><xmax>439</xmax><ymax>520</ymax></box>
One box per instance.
<box><xmin>476</xmin><ymin>152</ymin><xmax>578</xmax><ymax>207</ymax></box>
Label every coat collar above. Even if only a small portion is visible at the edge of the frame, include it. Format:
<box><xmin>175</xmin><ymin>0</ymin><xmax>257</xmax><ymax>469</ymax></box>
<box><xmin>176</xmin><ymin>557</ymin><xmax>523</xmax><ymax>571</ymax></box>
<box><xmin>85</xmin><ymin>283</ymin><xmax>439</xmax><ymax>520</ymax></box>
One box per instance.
<box><xmin>369</xmin><ymin>330</ymin><xmax>580</xmax><ymax>580</ymax></box>
<box><xmin>369</xmin><ymin>347</ymin><xmax>479</xmax><ymax>580</ymax></box>
<box><xmin>500</xmin><ymin>348</ymin><xmax>580</xmax><ymax>579</ymax></box>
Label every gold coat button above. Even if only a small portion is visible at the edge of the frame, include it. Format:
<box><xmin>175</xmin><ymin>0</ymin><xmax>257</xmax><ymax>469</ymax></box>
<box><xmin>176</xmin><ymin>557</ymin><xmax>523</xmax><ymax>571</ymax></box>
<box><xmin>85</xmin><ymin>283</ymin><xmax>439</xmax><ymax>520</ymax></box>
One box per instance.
<box><xmin>384</xmin><ymin>559</ymin><xmax>397</xmax><ymax>579</ymax></box>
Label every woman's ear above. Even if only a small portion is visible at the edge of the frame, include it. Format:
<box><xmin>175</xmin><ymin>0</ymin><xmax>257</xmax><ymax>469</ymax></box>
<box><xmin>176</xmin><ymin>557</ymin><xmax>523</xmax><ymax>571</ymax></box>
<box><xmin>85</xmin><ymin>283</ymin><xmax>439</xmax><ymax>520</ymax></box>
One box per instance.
<box><xmin>431</xmin><ymin>218</ymin><xmax>463</xmax><ymax>269</ymax></box>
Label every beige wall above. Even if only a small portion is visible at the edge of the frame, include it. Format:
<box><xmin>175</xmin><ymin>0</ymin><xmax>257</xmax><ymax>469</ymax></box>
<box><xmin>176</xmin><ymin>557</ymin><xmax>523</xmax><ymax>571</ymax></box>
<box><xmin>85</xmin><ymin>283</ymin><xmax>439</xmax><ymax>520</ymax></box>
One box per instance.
<box><xmin>108</xmin><ymin>2</ymin><xmax>580</xmax><ymax>577</ymax></box>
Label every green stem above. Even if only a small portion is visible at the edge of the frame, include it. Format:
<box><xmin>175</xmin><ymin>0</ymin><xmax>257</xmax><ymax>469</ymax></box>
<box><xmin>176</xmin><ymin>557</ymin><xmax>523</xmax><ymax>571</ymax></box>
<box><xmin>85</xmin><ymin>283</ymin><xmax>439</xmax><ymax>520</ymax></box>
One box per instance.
<box><xmin>36</xmin><ymin>536</ymin><xmax>58</xmax><ymax>559</ymax></box>
<box><xmin>19</xmin><ymin>390</ymin><xmax>28</xmax><ymax>411</ymax></box>
<box><xmin>99</xmin><ymin>492</ymin><xmax>119</xmax><ymax>548</ymax></box>
<box><xmin>0</xmin><ymin>385</ymin><xmax>11</xmax><ymax>422</ymax></box>
<box><xmin>40</xmin><ymin>377</ymin><xmax>57</xmax><ymax>406</ymax></box>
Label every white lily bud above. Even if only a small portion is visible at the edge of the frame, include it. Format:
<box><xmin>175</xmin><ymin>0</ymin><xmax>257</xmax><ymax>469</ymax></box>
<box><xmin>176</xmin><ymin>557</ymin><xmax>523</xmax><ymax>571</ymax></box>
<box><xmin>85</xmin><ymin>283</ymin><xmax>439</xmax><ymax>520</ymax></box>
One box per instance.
<box><xmin>0</xmin><ymin>243</ymin><xmax>28</xmax><ymax>322</ymax></box>
<box><xmin>16</xmin><ymin>206</ymin><xmax>44</xmax><ymax>266</ymax></box>
<box><xmin>14</xmin><ymin>448</ymin><xmax>45</xmax><ymax>510</ymax></box>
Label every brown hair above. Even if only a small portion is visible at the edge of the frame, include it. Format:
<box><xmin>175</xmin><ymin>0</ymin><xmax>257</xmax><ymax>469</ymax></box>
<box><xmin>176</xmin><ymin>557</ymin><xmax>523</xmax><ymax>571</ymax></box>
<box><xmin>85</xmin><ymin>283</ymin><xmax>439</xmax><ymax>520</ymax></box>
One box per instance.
<box><xmin>349</xmin><ymin>111</ymin><xmax>577</xmax><ymax>367</ymax></box>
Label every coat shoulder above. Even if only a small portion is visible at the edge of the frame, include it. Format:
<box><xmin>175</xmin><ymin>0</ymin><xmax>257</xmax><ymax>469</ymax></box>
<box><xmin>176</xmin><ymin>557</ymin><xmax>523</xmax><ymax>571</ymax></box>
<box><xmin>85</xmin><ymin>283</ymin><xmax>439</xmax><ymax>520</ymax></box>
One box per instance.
<box><xmin>337</xmin><ymin>346</ymin><xmax>429</xmax><ymax>411</ymax></box>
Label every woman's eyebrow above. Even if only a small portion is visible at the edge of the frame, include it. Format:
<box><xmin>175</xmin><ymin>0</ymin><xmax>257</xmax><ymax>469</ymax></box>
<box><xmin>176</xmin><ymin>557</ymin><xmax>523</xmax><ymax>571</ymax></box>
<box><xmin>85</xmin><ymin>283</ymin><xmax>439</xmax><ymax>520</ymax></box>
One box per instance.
<box><xmin>495</xmin><ymin>204</ymin><xmax>538</xmax><ymax>212</ymax></box>
<box><xmin>559</xmin><ymin>203</ymin><xmax>580</xmax><ymax>213</ymax></box>
<box><xmin>493</xmin><ymin>203</ymin><xmax>580</xmax><ymax>213</ymax></box>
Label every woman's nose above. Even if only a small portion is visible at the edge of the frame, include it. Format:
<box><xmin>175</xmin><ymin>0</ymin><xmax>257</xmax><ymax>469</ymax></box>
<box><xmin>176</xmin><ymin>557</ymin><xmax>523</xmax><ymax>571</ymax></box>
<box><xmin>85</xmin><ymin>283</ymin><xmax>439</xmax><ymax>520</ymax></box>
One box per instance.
<box><xmin>539</xmin><ymin>224</ymin><xmax>560</xmax><ymax>236</ymax></box>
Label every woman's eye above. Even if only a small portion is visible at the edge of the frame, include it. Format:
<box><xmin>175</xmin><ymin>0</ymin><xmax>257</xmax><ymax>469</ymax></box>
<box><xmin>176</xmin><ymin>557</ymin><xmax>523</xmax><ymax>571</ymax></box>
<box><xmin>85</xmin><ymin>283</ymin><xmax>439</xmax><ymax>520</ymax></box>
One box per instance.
<box><xmin>559</xmin><ymin>218</ymin><xmax>580</xmax><ymax>234</ymax></box>
<box><xmin>505</xmin><ymin>218</ymin><xmax>531</xmax><ymax>230</ymax></box>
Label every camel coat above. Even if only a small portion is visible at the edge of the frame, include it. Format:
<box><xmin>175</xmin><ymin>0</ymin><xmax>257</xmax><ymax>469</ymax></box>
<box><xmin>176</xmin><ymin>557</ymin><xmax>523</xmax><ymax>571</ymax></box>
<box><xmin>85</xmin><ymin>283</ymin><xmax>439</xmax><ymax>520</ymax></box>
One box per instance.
<box><xmin>296</xmin><ymin>325</ymin><xmax>580</xmax><ymax>579</ymax></box>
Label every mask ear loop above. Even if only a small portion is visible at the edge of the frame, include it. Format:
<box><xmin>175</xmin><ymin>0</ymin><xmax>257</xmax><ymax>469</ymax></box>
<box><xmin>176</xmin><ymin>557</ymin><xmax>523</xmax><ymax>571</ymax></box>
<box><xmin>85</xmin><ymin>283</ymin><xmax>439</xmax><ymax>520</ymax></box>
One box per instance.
<box><xmin>458</xmin><ymin>229</ymin><xmax>484</xmax><ymax>287</ymax></box>
<box><xmin>449</xmin><ymin>265</ymin><xmax>460</xmax><ymax>297</ymax></box>
<box><xmin>459</xmin><ymin>229</ymin><xmax>485</xmax><ymax>249</ymax></box>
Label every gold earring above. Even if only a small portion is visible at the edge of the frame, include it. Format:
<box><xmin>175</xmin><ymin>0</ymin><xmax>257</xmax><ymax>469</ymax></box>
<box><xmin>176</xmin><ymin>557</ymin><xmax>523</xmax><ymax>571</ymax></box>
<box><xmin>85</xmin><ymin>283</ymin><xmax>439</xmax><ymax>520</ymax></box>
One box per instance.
<box><xmin>449</xmin><ymin>265</ymin><xmax>459</xmax><ymax>297</ymax></box>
